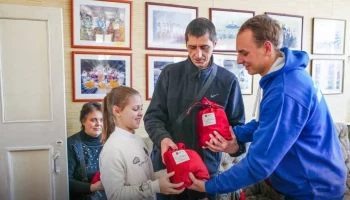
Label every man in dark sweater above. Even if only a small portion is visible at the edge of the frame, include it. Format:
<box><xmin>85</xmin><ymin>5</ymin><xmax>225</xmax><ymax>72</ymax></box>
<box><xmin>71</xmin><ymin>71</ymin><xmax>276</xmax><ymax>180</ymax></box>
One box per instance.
<box><xmin>144</xmin><ymin>18</ymin><xmax>246</xmax><ymax>200</ymax></box>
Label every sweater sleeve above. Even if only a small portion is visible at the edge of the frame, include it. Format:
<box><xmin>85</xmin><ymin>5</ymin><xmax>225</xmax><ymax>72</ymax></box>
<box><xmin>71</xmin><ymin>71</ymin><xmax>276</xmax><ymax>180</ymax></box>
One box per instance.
<box><xmin>233</xmin><ymin>119</ymin><xmax>259</xmax><ymax>143</ymax></box>
<box><xmin>100</xmin><ymin>148</ymin><xmax>159</xmax><ymax>200</ymax></box>
<box><xmin>154</xmin><ymin>169</ymin><xmax>167</xmax><ymax>179</ymax></box>
<box><xmin>205</xmin><ymin>93</ymin><xmax>309</xmax><ymax>193</ymax></box>
<box><xmin>67</xmin><ymin>138</ymin><xmax>91</xmax><ymax>195</ymax></box>
<box><xmin>143</xmin><ymin>68</ymin><xmax>172</xmax><ymax>148</ymax></box>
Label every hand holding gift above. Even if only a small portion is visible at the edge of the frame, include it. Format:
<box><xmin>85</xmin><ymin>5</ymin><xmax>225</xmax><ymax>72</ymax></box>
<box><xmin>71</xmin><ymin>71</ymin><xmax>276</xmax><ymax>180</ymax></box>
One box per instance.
<box><xmin>163</xmin><ymin>143</ymin><xmax>210</xmax><ymax>189</ymax></box>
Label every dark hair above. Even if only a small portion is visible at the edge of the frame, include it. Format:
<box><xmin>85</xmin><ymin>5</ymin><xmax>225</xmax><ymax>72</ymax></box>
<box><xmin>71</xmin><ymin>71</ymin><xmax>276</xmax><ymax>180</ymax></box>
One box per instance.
<box><xmin>185</xmin><ymin>17</ymin><xmax>217</xmax><ymax>43</ymax></box>
<box><xmin>101</xmin><ymin>86</ymin><xmax>140</xmax><ymax>144</ymax></box>
<box><xmin>80</xmin><ymin>102</ymin><xmax>102</xmax><ymax>130</ymax></box>
<box><xmin>238</xmin><ymin>14</ymin><xmax>282</xmax><ymax>51</ymax></box>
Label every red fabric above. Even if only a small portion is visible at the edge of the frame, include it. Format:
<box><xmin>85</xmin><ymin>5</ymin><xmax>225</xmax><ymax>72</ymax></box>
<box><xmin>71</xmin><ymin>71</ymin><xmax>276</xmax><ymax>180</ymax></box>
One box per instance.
<box><xmin>189</xmin><ymin>97</ymin><xmax>232</xmax><ymax>147</ymax></box>
<box><xmin>163</xmin><ymin>143</ymin><xmax>210</xmax><ymax>189</ymax></box>
<box><xmin>239</xmin><ymin>190</ymin><xmax>246</xmax><ymax>200</ymax></box>
<box><xmin>91</xmin><ymin>171</ymin><xmax>101</xmax><ymax>184</ymax></box>
<box><xmin>264</xmin><ymin>178</ymin><xmax>273</xmax><ymax>187</ymax></box>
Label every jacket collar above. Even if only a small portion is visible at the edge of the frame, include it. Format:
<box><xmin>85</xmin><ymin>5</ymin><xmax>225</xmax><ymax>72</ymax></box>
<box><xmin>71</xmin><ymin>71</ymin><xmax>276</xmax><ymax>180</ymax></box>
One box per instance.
<box><xmin>185</xmin><ymin>56</ymin><xmax>216</xmax><ymax>81</ymax></box>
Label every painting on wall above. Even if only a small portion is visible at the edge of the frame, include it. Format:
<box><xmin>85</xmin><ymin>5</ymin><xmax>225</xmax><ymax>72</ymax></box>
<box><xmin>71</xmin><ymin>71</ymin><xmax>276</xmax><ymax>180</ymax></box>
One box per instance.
<box><xmin>214</xmin><ymin>54</ymin><xmax>253</xmax><ymax>94</ymax></box>
<box><xmin>265</xmin><ymin>12</ymin><xmax>303</xmax><ymax>50</ymax></box>
<box><xmin>311</xmin><ymin>59</ymin><xmax>344</xmax><ymax>94</ymax></box>
<box><xmin>72</xmin><ymin>52</ymin><xmax>132</xmax><ymax>102</ymax></box>
<box><xmin>146</xmin><ymin>2</ymin><xmax>198</xmax><ymax>51</ymax></box>
<box><xmin>146</xmin><ymin>54</ymin><xmax>187</xmax><ymax>99</ymax></box>
<box><xmin>210</xmin><ymin>8</ymin><xmax>255</xmax><ymax>52</ymax></box>
<box><xmin>312</xmin><ymin>18</ymin><xmax>346</xmax><ymax>55</ymax></box>
<box><xmin>71</xmin><ymin>0</ymin><xmax>132</xmax><ymax>49</ymax></box>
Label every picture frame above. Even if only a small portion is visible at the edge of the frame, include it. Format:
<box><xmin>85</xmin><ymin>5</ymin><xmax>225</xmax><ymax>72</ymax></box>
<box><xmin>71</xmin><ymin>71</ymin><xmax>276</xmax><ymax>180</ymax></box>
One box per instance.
<box><xmin>146</xmin><ymin>54</ymin><xmax>187</xmax><ymax>100</ymax></box>
<box><xmin>214</xmin><ymin>54</ymin><xmax>253</xmax><ymax>95</ymax></box>
<box><xmin>265</xmin><ymin>12</ymin><xmax>303</xmax><ymax>50</ymax></box>
<box><xmin>72</xmin><ymin>51</ymin><xmax>132</xmax><ymax>102</ymax></box>
<box><xmin>209</xmin><ymin>8</ymin><xmax>255</xmax><ymax>52</ymax></box>
<box><xmin>311</xmin><ymin>59</ymin><xmax>344</xmax><ymax>94</ymax></box>
<box><xmin>71</xmin><ymin>0</ymin><xmax>132</xmax><ymax>50</ymax></box>
<box><xmin>146</xmin><ymin>2</ymin><xmax>198</xmax><ymax>51</ymax></box>
<box><xmin>312</xmin><ymin>18</ymin><xmax>346</xmax><ymax>55</ymax></box>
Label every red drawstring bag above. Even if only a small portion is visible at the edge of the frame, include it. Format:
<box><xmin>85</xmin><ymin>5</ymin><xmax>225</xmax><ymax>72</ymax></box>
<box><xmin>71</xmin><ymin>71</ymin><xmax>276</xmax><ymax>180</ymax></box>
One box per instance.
<box><xmin>91</xmin><ymin>171</ymin><xmax>101</xmax><ymax>184</ymax></box>
<box><xmin>163</xmin><ymin>143</ymin><xmax>210</xmax><ymax>189</ymax></box>
<box><xmin>187</xmin><ymin>97</ymin><xmax>232</xmax><ymax>147</ymax></box>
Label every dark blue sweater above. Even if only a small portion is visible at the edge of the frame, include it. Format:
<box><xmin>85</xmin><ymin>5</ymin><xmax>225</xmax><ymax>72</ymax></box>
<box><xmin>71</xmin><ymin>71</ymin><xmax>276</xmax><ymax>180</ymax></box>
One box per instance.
<box><xmin>67</xmin><ymin>130</ymin><xmax>103</xmax><ymax>199</ymax></box>
<box><xmin>144</xmin><ymin>56</ymin><xmax>245</xmax><ymax>176</ymax></box>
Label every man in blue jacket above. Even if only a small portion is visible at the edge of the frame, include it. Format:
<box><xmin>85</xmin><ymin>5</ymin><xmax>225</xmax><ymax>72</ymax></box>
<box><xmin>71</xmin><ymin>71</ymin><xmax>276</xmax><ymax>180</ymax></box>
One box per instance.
<box><xmin>188</xmin><ymin>14</ymin><xmax>347</xmax><ymax>199</ymax></box>
<box><xmin>144</xmin><ymin>18</ymin><xmax>246</xmax><ymax>199</ymax></box>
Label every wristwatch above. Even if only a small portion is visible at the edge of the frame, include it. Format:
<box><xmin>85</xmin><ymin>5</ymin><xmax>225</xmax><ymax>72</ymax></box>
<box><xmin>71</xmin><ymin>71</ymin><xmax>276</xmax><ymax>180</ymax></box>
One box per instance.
<box><xmin>229</xmin><ymin>142</ymin><xmax>246</xmax><ymax>157</ymax></box>
<box><xmin>139</xmin><ymin>182</ymin><xmax>150</xmax><ymax>192</ymax></box>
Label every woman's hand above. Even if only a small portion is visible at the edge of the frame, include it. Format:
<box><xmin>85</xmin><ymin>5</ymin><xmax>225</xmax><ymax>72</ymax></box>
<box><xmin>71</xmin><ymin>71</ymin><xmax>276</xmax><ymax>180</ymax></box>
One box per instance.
<box><xmin>90</xmin><ymin>181</ymin><xmax>104</xmax><ymax>192</ymax></box>
<box><xmin>159</xmin><ymin>171</ymin><xmax>185</xmax><ymax>195</ymax></box>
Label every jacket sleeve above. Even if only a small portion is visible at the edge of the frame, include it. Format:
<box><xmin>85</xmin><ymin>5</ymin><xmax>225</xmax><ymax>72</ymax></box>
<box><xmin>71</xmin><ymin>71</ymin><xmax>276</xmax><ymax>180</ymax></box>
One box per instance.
<box><xmin>100</xmin><ymin>148</ymin><xmax>159</xmax><ymax>200</ymax></box>
<box><xmin>144</xmin><ymin>68</ymin><xmax>172</xmax><ymax>148</ymax></box>
<box><xmin>224</xmin><ymin>77</ymin><xmax>246</xmax><ymax>156</ymax></box>
<box><xmin>225</xmin><ymin>77</ymin><xmax>245</xmax><ymax>128</ymax></box>
<box><xmin>205</xmin><ymin>93</ymin><xmax>309</xmax><ymax>193</ymax></box>
<box><xmin>67</xmin><ymin>138</ymin><xmax>91</xmax><ymax>195</ymax></box>
<box><xmin>233</xmin><ymin>119</ymin><xmax>259</xmax><ymax>143</ymax></box>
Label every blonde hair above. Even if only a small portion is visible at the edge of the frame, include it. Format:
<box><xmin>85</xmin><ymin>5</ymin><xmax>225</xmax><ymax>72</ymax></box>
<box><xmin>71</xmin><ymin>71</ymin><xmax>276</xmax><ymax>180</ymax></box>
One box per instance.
<box><xmin>101</xmin><ymin>86</ymin><xmax>140</xmax><ymax>144</ymax></box>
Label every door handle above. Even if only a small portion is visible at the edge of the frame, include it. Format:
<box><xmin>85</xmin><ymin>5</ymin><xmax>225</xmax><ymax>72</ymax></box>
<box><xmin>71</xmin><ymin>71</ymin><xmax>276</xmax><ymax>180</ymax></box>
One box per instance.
<box><xmin>53</xmin><ymin>151</ymin><xmax>60</xmax><ymax>174</ymax></box>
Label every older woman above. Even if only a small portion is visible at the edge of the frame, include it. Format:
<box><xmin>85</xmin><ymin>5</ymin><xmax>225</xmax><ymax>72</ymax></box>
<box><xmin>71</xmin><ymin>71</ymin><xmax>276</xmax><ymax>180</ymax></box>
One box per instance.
<box><xmin>67</xmin><ymin>102</ymin><xmax>106</xmax><ymax>200</ymax></box>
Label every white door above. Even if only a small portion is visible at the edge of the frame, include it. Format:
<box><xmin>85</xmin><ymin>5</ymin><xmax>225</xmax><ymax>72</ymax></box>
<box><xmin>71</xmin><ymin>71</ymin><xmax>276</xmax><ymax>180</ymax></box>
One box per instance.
<box><xmin>0</xmin><ymin>4</ymin><xmax>68</xmax><ymax>200</ymax></box>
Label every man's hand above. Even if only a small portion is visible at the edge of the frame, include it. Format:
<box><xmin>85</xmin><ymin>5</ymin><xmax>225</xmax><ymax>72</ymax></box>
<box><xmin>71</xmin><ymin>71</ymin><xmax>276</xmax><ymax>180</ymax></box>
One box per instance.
<box><xmin>188</xmin><ymin>172</ymin><xmax>206</xmax><ymax>192</ymax></box>
<box><xmin>204</xmin><ymin>127</ymin><xmax>239</xmax><ymax>154</ymax></box>
<box><xmin>160</xmin><ymin>138</ymin><xmax>178</xmax><ymax>164</ymax></box>
<box><xmin>90</xmin><ymin>181</ymin><xmax>104</xmax><ymax>192</ymax></box>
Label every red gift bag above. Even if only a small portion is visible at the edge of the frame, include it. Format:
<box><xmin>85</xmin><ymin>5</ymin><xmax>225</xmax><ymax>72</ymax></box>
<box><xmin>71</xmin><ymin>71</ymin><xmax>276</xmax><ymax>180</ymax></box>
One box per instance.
<box><xmin>91</xmin><ymin>171</ymin><xmax>101</xmax><ymax>184</ymax></box>
<box><xmin>187</xmin><ymin>97</ymin><xmax>232</xmax><ymax>147</ymax></box>
<box><xmin>163</xmin><ymin>143</ymin><xmax>210</xmax><ymax>189</ymax></box>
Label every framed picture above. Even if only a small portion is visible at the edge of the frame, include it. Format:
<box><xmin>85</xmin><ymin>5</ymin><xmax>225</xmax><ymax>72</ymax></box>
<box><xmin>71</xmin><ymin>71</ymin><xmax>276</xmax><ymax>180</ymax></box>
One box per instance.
<box><xmin>311</xmin><ymin>59</ymin><xmax>344</xmax><ymax>94</ymax></box>
<box><xmin>214</xmin><ymin>54</ymin><xmax>253</xmax><ymax>95</ymax></box>
<box><xmin>265</xmin><ymin>12</ymin><xmax>303</xmax><ymax>50</ymax></box>
<box><xmin>146</xmin><ymin>54</ymin><xmax>187</xmax><ymax>100</ymax></box>
<box><xmin>72</xmin><ymin>51</ymin><xmax>132</xmax><ymax>102</ymax></box>
<box><xmin>71</xmin><ymin>0</ymin><xmax>132</xmax><ymax>50</ymax></box>
<box><xmin>146</xmin><ymin>2</ymin><xmax>198</xmax><ymax>51</ymax></box>
<box><xmin>312</xmin><ymin>18</ymin><xmax>346</xmax><ymax>55</ymax></box>
<box><xmin>210</xmin><ymin>8</ymin><xmax>255</xmax><ymax>52</ymax></box>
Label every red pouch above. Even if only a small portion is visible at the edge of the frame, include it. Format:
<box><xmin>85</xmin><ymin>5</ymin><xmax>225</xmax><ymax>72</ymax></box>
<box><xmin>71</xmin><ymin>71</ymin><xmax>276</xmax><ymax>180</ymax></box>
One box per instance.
<box><xmin>163</xmin><ymin>143</ymin><xmax>210</xmax><ymax>189</ymax></box>
<box><xmin>188</xmin><ymin>97</ymin><xmax>232</xmax><ymax>147</ymax></box>
<box><xmin>91</xmin><ymin>171</ymin><xmax>101</xmax><ymax>184</ymax></box>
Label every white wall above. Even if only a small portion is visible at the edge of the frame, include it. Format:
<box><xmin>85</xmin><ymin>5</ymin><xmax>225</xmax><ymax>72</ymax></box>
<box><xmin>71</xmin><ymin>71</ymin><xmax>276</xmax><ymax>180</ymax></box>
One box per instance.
<box><xmin>1</xmin><ymin>0</ymin><xmax>349</xmax><ymax>137</ymax></box>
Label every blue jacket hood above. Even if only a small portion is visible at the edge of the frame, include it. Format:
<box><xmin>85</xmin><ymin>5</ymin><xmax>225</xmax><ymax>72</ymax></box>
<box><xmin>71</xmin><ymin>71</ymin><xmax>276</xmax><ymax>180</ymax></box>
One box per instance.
<box><xmin>260</xmin><ymin>47</ymin><xmax>309</xmax><ymax>89</ymax></box>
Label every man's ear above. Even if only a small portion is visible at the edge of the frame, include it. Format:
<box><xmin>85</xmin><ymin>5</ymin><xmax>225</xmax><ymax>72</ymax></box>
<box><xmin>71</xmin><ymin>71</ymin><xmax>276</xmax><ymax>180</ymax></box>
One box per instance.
<box><xmin>112</xmin><ymin>105</ymin><xmax>121</xmax><ymax>117</ymax></box>
<box><xmin>264</xmin><ymin>41</ymin><xmax>273</xmax><ymax>56</ymax></box>
<box><xmin>213</xmin><ymin>39</ymin><xmax>218</xmax><ymax>48</ymax></box>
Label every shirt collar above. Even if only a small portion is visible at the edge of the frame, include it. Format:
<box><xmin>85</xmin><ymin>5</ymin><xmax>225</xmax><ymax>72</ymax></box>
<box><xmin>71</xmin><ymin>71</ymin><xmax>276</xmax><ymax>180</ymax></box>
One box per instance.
<box><xmin>113</xmin><ymin>126</ymin><xmax>135</xmax><ymax>139</ymax></box>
